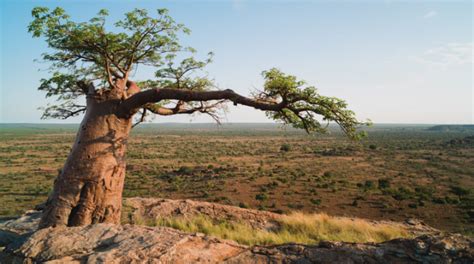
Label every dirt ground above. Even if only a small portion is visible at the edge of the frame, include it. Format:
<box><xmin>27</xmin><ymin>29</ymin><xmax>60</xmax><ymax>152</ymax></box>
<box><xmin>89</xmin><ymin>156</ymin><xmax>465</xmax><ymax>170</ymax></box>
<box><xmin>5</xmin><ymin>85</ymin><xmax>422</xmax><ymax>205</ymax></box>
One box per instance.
<box><xmin>0</xmin><ymin>123</ymin><xmax>472</xmax><ymax>235</ymax></box>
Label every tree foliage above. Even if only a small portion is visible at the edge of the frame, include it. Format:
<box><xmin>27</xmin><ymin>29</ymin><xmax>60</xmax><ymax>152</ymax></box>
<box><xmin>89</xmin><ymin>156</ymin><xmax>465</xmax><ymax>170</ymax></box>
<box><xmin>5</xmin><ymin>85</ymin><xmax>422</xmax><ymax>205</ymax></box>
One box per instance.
<box><xmin>260</xmin><ymin>69</ymin><xmax>368</xmax><ymax>138</ymax></box>
<box><xmin>29</xmin><ymin>7</ymin><xmax>369</xmax><ymax>139</ymax></box>
<box><xmin>29</xmin><ymin>7</ymin><xmax>196</xmax><ymax>117</ymax></box>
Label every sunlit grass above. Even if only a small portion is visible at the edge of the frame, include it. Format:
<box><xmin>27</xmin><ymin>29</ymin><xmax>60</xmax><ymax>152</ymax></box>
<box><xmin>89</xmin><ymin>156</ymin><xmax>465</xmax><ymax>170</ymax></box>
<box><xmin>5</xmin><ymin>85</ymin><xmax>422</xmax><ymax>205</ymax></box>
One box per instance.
<box><xmin>140</xmin><ymin>212</ymin><xmax>412</xmax><ymax>246</ymax></box>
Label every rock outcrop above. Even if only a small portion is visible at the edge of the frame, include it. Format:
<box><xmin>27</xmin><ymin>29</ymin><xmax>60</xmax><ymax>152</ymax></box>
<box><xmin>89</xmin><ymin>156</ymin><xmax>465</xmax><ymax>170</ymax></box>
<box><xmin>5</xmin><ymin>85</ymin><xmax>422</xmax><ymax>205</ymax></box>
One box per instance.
<box><xmin>0</xmin><ymin>210</ymin><xmax>41</xmax><ymax>249</ymax></box>
<box><xmin>125</xmin><ymin>197</ymin><xmax>280</xmax><ymax>230</ymax></box>
<box><xmin>0</xmin><ymin>198</ymin><xmax>472</xmax><ymax>263</ymax></box>
<box><xmin>228</xmin><ymin>234</ymin><xmax>473</xmax><ymax>263</ymax></box>
<box><xmin>124</xmin><ymin>197</ymin><xmax>439</xmax><ymax>235</ymax></box>
<box><xmin>1</xmin><ymin>224</ymin><xmax>246</xmax><ymax>263</ymax></box>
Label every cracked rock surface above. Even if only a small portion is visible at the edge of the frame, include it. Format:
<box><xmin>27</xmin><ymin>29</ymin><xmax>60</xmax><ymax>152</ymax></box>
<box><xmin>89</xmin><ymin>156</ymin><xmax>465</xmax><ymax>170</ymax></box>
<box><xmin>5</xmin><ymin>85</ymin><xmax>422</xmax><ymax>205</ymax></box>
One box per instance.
<box><xmin>0</xmin><ymin>198</ymin><xmax>472</xmax><ymax>263</ymax></box>
<box><xmin>2</xmin><ymin>224</ymin><xmax>246</xmax><ymax>263</ymax></box>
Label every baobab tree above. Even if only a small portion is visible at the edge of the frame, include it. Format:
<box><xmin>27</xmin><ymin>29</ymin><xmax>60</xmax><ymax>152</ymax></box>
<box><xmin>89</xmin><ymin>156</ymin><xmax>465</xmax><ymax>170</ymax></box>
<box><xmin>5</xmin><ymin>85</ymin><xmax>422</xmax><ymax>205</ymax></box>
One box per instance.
<box><xmin>29</xmin><ymin>7</ymin><xmax>369</xmax><ymax>228</ymax></box>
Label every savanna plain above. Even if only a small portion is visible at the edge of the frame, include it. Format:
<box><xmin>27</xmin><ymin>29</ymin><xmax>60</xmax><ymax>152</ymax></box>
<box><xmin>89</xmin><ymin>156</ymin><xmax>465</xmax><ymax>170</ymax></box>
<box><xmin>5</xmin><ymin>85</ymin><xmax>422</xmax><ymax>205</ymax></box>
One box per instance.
<box><xmin>0</xmin><ymin>123</ymin><xmax>472</xmax><ymax>238</ymax></box>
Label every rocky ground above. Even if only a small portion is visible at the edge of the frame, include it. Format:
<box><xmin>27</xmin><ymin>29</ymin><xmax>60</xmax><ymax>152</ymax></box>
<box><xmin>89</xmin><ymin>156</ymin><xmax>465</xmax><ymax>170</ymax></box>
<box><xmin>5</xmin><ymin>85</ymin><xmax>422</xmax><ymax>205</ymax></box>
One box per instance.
<box><xmin>123</xmin><ymin>197</ymin><xmax>440</xmax><ymax>235</ymax></box>
<box><xmin>0</xmin><ymin>198</ymin><xmax>472</xmax><ymax>263</ymax></box>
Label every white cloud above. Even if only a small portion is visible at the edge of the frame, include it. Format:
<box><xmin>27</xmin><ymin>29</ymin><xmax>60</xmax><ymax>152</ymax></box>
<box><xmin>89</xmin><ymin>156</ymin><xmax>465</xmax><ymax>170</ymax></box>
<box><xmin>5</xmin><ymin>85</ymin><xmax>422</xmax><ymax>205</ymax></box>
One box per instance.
<box><xmin>417</xmin><ymin>42</ymin><xmax>473</xmax><ymax>66</ymax></box>
<box><xmin>423</xmin><ymin>10</ymin><xmax>437</xmax><ymax>19</ymax></box>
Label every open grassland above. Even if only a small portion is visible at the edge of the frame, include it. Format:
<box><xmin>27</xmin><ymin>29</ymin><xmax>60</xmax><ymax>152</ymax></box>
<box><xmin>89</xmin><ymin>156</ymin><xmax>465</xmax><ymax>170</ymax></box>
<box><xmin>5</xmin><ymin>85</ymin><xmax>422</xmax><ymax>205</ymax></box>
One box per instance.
<box><xmin>0</xmin><ymin>123</ymin><xmax>473</xmax><ymax>236</ymax></box>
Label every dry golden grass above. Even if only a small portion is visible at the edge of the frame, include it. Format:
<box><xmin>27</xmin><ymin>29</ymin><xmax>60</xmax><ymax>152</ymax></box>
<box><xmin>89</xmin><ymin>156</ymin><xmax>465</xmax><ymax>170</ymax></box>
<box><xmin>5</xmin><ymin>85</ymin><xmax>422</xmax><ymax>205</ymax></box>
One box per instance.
<box><xmin>146</xmin><ymin>211</ymin><xmax>411</xmax><ymax>246</ymax></box>
<box><xmin>278</xmin><ymin>212</ymin><xmax>410</xmax><ymax>243</ymax></box>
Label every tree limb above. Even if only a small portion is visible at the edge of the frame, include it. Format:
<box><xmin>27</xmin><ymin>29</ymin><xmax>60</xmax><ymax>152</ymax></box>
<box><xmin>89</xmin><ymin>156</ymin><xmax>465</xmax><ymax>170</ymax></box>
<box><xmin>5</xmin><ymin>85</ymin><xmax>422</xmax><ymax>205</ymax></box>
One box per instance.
<box><xmin>132</xmin><ymin>108</ymin><xmax>148</xmax><ymax>128</ymax></box>
<box><xmin>120</xmin><ymin>88</ymin><xmax>287</xmax><ymax>117</ymax></box>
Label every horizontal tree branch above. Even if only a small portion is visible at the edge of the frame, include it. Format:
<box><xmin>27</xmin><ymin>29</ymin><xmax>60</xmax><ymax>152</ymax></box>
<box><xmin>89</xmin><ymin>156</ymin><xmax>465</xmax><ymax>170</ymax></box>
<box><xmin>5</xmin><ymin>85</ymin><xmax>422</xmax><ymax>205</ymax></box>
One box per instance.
<box><xmin>145</xmin><ymin>100</ymin><xmax>222</xmax><ymax>115</ymax></box>
<box><xmin>119</xmin><ymin>88</ymin><xmax>287</xmax><ymax>117</ymax></box>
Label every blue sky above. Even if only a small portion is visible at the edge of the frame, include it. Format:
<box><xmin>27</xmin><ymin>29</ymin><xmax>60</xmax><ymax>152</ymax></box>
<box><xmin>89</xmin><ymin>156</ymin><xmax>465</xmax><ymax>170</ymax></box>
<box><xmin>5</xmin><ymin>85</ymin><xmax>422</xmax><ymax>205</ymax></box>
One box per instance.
<box><xmin>0</xmin><ymin>0</ymin><xmax>472</xmax><ymax>124</ymax></box>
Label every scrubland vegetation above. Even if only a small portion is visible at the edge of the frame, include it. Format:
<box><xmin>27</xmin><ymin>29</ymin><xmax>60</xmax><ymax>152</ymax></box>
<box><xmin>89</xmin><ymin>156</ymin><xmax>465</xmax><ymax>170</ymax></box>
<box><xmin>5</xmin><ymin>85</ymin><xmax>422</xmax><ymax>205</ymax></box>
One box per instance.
<box><xmin>0</xmin><ymin>123</ymin><xmax>473</xmax><ymax>236</ymax></box>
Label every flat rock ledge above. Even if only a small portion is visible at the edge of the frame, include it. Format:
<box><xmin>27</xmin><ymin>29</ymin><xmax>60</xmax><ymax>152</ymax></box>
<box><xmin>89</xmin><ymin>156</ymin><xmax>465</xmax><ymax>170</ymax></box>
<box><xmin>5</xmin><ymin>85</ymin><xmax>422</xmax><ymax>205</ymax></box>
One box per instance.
<box><xmin>0</xmin><ymin>198</ymin><xmax>472</xmax><ymax>263</ymax></box>
<box><xmin>1</xmin><ymin>224</ymin><xmax>246</xmax><ymax>263</ymax></box>
<box><xmin>1</xmin><ymin>224</ymin><xmax>472</xmax><ymax>264</ymax></box>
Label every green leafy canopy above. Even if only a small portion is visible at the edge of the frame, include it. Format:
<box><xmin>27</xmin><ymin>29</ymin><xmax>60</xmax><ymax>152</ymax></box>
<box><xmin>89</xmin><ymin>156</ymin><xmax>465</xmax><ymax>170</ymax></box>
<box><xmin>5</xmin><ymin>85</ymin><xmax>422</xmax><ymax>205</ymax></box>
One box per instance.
<box><xmin>29</xmin><ymin>7</ymin><xmax>370</xmax><ymax>139</ymax></box>
<box><xmin>29</xmin><ymin>7</ymin><xmax>204</xmax><ymax>117</ymax></box>
<box><xmin>260</xmin><ymin>69</ymin><xmax>370</xmax><ymax>139</ymax></box>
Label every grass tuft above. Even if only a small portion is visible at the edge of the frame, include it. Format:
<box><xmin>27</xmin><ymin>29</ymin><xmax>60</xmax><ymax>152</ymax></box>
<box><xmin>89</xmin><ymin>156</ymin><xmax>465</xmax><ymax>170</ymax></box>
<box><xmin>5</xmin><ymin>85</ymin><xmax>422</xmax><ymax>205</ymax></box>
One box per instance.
<box><xmin>144</xmin><ymin>212</ymin><xmax>411</xmax><ymax>246</ymax></box>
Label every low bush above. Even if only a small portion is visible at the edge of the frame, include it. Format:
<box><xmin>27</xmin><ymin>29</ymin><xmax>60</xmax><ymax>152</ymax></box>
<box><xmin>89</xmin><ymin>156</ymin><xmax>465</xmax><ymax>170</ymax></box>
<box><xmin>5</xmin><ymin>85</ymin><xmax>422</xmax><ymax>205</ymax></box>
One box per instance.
<box><xmin>280</xmin><ymin>144</ymin><xmax>291</xmax><ymax>152</ymax></box>
<box><xmin>255</xmin><ymin>193</ymin><xmax>268</xmax><ymax>201</ymax></box>
<box><xmin>378</xmin><ymin>178</ymin><xmax>391</xmax><ymax>189</ymax></box>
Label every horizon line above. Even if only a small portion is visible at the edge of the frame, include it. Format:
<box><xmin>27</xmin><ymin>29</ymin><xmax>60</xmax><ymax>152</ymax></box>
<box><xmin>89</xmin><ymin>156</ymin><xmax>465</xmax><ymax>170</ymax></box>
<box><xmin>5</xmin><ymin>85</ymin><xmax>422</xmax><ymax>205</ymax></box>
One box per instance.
<box><xmin>1</xmin><ymin>122</ymin><xmax>473</xmax><ymax>126</ymax></box>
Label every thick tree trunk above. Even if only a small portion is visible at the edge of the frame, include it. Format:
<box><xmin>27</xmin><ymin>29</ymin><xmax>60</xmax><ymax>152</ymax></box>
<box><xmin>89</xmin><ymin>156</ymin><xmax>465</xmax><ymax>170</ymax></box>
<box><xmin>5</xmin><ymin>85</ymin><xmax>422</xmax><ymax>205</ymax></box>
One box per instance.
<box><xmin>39</xmin><ymin>96</ymin><xmax>132</xmax><ymax>228</ymax></box>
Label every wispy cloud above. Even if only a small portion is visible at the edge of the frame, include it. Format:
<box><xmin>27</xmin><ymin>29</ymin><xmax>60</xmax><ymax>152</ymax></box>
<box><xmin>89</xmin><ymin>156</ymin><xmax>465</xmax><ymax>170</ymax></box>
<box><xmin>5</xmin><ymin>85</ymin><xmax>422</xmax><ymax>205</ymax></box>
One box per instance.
<box><xmin>417</xmin><ymin>42</ymin><xmax>472</xmax><ymax>66</ymax></box>
<box><xmin>423</xmin><ymin>10</ymin><xmax>437</xmax><ymax>19</ymax></box>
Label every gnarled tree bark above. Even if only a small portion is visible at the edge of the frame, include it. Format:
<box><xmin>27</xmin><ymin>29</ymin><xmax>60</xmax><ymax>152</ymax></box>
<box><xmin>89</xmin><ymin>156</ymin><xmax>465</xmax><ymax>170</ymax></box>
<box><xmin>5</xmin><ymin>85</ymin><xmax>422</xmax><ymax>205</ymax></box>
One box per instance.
<box><xmin>39</xmin><ymin>88</ymin><xmax>133</xmax><ymax>228</ymax></box>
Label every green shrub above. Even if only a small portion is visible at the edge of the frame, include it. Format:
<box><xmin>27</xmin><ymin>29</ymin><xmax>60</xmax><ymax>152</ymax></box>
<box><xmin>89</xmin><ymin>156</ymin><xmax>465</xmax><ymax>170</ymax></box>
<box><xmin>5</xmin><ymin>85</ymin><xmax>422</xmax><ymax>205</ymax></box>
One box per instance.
<box><xmin>445</xmin><ymin>196</ymin><xmax>460</xmax><ymax>204</ymax></box>
<box><xmin>323</xmin><ymin>171</ymin><xmax>333</xmax><ymax>178</ymax></box>
<box><xmin>177</xmin><ymin>166</ymin><xmax>193</xmax><ymax>175</ymax></box>
<box><xmin>432</xmin><ymin>197</ymin><xmax>446</xmax><ymax>204</ymax></box>
<box><xmin>280</xmin><ymin>144</ymin><xmax>291</xmax><ymax>152</ymax></box>
<box><xmin>255</xmin><ymin>193</ymin><xmax>268</xmax><ymax>201</ymax></box>
<box><xmin>450</xmin><ymin>186</ymin><xmax>471</xmax><ymax>197</ymax></box>
<box><xmin>378</xmin><ymin>179</ymin><xmax>391</xmax><ymax>189</ymax></box>
<box><xmin>364</xmin><ymin>180</ymin><xmax>375</xmax><ymax>189</ymax></box>
<box><xmin>392</xmin><ymin>187</ymin><xmax>413</xmax><ymax>201</ymax></box>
